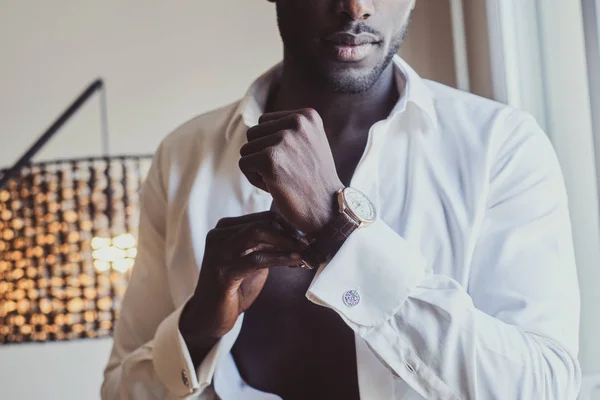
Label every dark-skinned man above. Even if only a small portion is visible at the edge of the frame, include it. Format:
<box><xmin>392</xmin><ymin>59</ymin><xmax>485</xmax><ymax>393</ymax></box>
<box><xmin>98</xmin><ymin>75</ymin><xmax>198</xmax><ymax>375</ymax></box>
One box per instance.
<box><xmin>102</xmin><ymin>0</ymin><xmax>581</xmax><ymax>399</ymax></box>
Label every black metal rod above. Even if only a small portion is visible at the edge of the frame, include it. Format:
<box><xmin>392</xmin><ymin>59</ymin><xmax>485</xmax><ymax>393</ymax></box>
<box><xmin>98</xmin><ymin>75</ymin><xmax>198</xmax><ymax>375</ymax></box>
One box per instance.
<box><xmin>0</xmin><ymin>79</ymin><xmax>105</xmax><ymax>190</ymax></box>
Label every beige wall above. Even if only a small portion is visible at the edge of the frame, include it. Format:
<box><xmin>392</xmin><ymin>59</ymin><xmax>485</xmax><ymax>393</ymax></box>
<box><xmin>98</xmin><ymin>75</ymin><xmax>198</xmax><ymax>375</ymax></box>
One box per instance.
<box><xmin>401</xmin><ymin>0</ymin><xmax>458</xmax><ymax>88</ymax></box>
<box><xmin>401</xmin><ymin>0</ymin><xmax>494</xmax><ymax>98</ymax></box>
<box><xmin>0</xmin><ymin>0</ymin><xmax>282</xmax><ymax>167</ymax></box>
<box><xmin>462</xmin><ymin>0</ymin><xmax>494</xmax><ymax>98</ymax></box>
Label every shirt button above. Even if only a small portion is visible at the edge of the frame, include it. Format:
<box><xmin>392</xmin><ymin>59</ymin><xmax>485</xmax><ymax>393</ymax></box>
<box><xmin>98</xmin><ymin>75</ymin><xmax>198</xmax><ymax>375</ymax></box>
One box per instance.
<box><xmin>405</xmin><ymin>362</ymin><xmax>416</xmax><ymax>374</ymax></box>
<box><xmin>181</xmin><ymin>369</ymin><xmax>190</xmax><ymax>388</ymax></box>
<box><xmin>343</xmin><ymin>290</ymin><xmax>360</xmax><ymax>307</ymax></box>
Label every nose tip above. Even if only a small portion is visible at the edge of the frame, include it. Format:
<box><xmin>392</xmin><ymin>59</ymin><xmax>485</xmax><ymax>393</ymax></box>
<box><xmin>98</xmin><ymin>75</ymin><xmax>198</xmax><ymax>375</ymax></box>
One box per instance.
<box><xmin>337</xmin><ymin>0</ymin><xmax>375</xmax><ymax>21</ymax></box>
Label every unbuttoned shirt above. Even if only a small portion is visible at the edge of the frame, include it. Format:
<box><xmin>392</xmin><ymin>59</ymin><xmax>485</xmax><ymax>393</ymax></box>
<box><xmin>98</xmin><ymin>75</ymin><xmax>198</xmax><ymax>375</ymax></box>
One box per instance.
<box><xmin>102</xmin><ymin>56</ymin><xmax>581</xmax><ymax>399</ymax></box>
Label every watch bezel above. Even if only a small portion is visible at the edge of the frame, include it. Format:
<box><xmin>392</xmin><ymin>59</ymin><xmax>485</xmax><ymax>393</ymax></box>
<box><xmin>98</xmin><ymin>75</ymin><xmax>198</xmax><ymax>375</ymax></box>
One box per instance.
<box><xmin>338</xmin><ymin>187</ymin><xmax>376</xmax><ymax>226</ymax></box>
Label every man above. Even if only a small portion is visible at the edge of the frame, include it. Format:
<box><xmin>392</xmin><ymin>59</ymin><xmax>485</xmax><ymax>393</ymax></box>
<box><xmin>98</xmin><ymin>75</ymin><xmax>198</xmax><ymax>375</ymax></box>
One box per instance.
<box><xmin>102</xmin><ymin>0</ymin><xmax>581</xmax><ymax>399</ymax></box>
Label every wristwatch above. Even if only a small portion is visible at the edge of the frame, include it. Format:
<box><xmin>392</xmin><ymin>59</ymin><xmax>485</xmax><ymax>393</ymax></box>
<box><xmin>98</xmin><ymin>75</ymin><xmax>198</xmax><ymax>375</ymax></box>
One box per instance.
<box><xmin>300</xmin><ymin>187</ymin><xmax>376</xmax><ymax>270</ymax></box>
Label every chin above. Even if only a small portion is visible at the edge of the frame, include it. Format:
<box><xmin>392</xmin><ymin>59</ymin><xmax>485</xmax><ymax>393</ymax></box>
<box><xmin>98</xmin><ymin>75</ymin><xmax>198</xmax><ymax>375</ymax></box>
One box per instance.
<box><xmin>321</xmin><ymin>63</ymin><xmax>385</xmax><ymax>94</ymax></box>
<box><xmin>326</xmin><ymin>74</ymin><xmax>375</xmax><ymax>93</ymax></box>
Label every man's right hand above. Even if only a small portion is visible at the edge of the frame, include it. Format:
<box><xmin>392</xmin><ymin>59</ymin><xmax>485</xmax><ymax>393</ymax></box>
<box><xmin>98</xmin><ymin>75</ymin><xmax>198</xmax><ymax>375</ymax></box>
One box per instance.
<box><xmin>178</xmin><ymin>211</ymin><xmax>307</xmax><ymax>366</ymax></box>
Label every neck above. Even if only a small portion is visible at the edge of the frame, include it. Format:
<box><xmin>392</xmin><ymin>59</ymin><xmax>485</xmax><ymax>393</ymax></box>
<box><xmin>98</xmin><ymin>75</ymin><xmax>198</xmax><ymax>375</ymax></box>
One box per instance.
<box><xmin>267</xmin><ymin>58</ymin><xmax>402</xmax><ymax>142</ymax></box>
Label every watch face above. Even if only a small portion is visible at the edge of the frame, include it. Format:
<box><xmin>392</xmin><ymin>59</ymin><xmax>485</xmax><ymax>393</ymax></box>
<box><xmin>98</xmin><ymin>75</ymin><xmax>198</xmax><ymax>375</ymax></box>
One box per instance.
<box><xmin>344</xmin><ymin>187</ymin><xmax>376</xmax><ymax>222</ymax></box>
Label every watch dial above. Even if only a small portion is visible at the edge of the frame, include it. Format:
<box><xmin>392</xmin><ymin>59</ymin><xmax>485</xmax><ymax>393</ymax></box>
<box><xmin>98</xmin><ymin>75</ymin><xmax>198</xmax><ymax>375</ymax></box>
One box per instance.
<box><xmin>344</xmin><ymin>188</ymin><xmax>376</xmax><ymax>221</ymax></box>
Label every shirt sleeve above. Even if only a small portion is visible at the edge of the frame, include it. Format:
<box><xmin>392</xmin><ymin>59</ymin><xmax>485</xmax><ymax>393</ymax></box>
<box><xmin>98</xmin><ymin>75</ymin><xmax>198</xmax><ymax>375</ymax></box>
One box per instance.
<box><xmin>306</xmin><ymin>115</ymin><xmax>582</xmax><ymax>399</ymax></box>
<box><xmin>101</xmin><ymin>142</ymin><xmax>230</xmax><ymax>399</ymax></box>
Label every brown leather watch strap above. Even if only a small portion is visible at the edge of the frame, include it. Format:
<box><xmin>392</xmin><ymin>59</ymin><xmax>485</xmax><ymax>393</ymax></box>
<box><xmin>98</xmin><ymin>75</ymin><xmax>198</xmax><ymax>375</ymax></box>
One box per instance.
<box><xmin>301</xmin><ymin>211</ymin><xmax>358</xmax><ymax>269</ymax></box>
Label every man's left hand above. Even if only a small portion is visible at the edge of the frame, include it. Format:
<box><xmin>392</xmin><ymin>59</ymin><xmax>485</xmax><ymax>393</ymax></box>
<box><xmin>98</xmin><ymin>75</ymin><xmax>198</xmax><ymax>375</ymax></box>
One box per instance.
<box><xmin>239</xmin><ymin>108</ymin><xmax>343</xmax><ymax>233</ymax></box>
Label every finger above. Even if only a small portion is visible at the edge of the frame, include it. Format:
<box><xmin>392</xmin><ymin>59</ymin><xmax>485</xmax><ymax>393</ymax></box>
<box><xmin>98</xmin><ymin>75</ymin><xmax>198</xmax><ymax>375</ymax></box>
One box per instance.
<box><xmin>229</xmin><ymin>251</ymin><xmax>303</xmax><ymax>280</ymax></box>
<box><xmin>243</xmin><ymin>171</ymin><xmax>269</xmax><ymax>192</ymax></box>
<box><xmin>258</xmin><ymin>108</ymin><xmax>319</xmax><ymax>125</ymax></box>
<box><xmin>239</xmin><ymin>243</ymin><xmax>277</xmax><ymax>257</ymax></box>
<box><xmin>213</xmin><ymin>215</ymin><xmax>308</xmax><ymax>249</ymax></box>
<box><xmin>216</xmin><ymin>211</ymin><xmax>300</xmax><ymax>235</ymax></box>
<box><xmin>238</xmin><ymin>151</ymin><xmax>270</xmax><ymax>177</ymax></box>
<box><xmin>237</xmin><ymin>219</ymin><xmax>307</xmax><ymax>253</ymax></box>
<box><xmin>258</xmin><ymin>110</ymin><xmax>299</xmax><ymax>124</ymax></box>
<box><xmin>240</xmin><ymin>132</ymin><xmax>283</xmax><ymax>157</ymax></box>
<box><xmin>215</xmin><ymin>210</ymin><xmax>280</xmax><ymax>229</ymax></box>
<box><xmin>247</xmin><ymin>116</ymin><xmax>295</xmax><ymax>142</ymax></box>
<box><xmin>270</xmin><ymin>213</ymin><xmax>309</xmax><ymax>246</ymax></box>
<box><xmin>238</xmin><ymin>152</ymin><xmax>270</xmax><ymax>192</ymax></box>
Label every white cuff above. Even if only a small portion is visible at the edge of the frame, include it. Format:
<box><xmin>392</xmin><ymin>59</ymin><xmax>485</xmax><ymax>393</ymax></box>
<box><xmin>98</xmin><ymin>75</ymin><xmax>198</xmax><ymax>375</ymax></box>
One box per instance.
<box><xmin>306</xmin><ymin>219</ymin><xmax>428</xmax><ymax>327</ymax></box>
<box><xmin>153</xmin><ymin>301</ymin><xmax>243</xmax><ymax>398</ymax></box>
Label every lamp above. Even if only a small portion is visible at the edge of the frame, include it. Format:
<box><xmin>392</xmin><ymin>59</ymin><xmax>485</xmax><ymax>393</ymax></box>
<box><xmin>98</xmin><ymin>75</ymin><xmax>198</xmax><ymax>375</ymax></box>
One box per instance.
<box><xmin>0</xmin><ymin>80</ymin><xmax>152</xmax><ymax>343</ymax></box>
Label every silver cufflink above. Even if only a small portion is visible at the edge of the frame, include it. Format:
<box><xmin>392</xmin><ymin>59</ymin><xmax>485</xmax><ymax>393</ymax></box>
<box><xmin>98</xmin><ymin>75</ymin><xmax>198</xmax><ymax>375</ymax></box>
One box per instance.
<box><xmin>181</xmin><ymin>369</ymin><xmax>190</xmax><ymax>388</ymax></box>
<box><xmin>343</xmin><ymin>290</ymin><xmax>360</xmax><ymax>307</ymax></box>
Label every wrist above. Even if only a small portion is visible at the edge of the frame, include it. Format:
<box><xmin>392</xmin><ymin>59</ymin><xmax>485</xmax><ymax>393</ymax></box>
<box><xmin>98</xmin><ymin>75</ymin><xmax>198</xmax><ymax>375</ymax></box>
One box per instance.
<box><xmin>301</xmin><ymin>186</ymin><xmax>376</xmax><ymax>269</ymax></box>
<box><xmin>307</xmin><ymin>184</ymin><xmax>344</xmax><ymax>233</ymax></box>
<box><xmin>179</xmin><ymin>300</ymin><xmax>220</xmax><ymax>366</ymax></box>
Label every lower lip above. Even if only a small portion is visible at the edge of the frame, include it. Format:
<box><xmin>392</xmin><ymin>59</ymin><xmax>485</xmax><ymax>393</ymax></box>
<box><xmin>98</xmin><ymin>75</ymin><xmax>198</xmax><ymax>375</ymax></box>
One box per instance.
<box><xmin>331</xmin><ymin>43</ymin><xmax>374</xmax><ymax>62</ymax></box>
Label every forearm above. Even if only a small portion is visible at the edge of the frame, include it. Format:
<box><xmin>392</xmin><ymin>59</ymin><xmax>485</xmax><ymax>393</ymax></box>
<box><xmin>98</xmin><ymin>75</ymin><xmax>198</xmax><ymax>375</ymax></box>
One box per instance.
<box><xmin>306</xmin><ymin>219</ymin><xmax>581</xmax><ymax>399</ymax></box>
<box><xmin>360</xmin><ymin>277</ymin><xmax>580</xmax><ymax>399</ymax></box>
<box><xmin>103</xmin><ymin>303</ymin><xmax>208</xmax><ymax>400</ymax></box>
<box><xmin>102</xmin><ymin>344</ymin><xmax>167</xmax><ymax>400</ymax></box>
<box><xmin>179</xmin><ymin>301</ymin><xmax>220</xmax><ymax>371</ymax></box>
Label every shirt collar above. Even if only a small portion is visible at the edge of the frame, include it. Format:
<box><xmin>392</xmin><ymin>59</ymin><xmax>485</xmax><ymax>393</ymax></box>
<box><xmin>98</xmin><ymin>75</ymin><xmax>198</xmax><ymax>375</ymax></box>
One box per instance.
<box><xmin>225</xmin><ymin>55</ymin><xmax>437</xmax><ymax>141</ymax></box>
<box><xmin>393</xmin><ymin>56</ymin><xmax>438</xmax><ymax>129</ymax></box>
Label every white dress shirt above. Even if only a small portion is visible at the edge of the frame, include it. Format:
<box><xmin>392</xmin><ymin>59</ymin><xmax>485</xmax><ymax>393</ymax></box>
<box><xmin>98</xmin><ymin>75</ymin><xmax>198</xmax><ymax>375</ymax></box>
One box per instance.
<box><xmin>102</xmin><ymin>56</ymin><xmax>581</xmax><ymax>399</ymax></box>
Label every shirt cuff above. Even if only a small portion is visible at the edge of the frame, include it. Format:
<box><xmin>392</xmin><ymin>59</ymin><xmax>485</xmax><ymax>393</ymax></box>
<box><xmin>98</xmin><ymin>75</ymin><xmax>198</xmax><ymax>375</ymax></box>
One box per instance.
<box><xmin>152</xmin><ymin>300</ymin><xmax>243</xmax><ymax>398</ymax></box>
<box><xmin>306</xmin><ymin>219</ymin><xmax>428</xmax><ymax>328</ymax></box>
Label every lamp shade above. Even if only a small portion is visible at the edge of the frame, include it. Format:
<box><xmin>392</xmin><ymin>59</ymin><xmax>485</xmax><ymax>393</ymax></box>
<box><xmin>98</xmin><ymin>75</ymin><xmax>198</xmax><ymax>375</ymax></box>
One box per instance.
<box><xmin>0</xmin><ymin>155</ymin><xmax>152</xmax><ymax>344</ymax></box>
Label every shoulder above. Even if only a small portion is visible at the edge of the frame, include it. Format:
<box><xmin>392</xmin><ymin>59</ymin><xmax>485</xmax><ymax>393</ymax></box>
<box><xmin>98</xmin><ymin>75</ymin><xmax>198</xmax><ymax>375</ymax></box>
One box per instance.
<box><xmin>152</xmin><ymin>101</ymin><xmax>242</xmax><ymax>173</ymax></box>
<box><xmin>148</xmin><ymin>100</ymin><xmax>242</xmax><ymax>197</ymax></box>
<box><xmin>159</xmin><ymin>101</ymin><xmax>241</xmax><ymax>157</ymax></box>
<box><xmin>425</xmin><ymin>80</ymin><xmax>533</xmax><ymax>131</ymax></box>
<box><xmin>423</xmin><ymin>80</ymin><xmax>549</xmax><ymax>161</ymax></box>
<box><xmin>419</xmin><ymin>81</ymin><xmax>562</xmax><ymax>200</ymax></box>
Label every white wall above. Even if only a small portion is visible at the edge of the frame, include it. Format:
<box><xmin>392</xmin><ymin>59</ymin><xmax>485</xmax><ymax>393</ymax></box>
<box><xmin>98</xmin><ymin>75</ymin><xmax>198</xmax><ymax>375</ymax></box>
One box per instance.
<box><xmin>0</xmin><ymin>0</ymin><xmax>282</xmax><ymax>166</ymax></box>
<box><xmin>0</xmin><ymin>1</ymin><xmax>281</xmax><ymax>399</ymax></box>
<box><xmin>0</xmin><ymin>339</ymin><xmax>114</xmax><ymax>399</ymax></box>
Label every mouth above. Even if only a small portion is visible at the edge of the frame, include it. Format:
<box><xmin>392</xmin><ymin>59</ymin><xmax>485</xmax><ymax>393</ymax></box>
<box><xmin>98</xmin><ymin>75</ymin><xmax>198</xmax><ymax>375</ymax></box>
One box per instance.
<box><xmin>323</xmin><ymin>32</ymin><xmax>381</xmax><ymax>62</ymax></box>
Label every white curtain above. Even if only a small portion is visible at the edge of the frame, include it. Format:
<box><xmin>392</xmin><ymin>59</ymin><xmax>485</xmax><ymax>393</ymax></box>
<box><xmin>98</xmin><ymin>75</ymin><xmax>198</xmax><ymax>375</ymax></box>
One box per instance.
<box><xmin>403</xmin><ymin>0</ymin><xmax>600</xmax><ymax>396</ymax></box>
<box><xmin>473</xmin><ymin>0</ymin><xmax>600</xmax><ymax>396</ymax></box>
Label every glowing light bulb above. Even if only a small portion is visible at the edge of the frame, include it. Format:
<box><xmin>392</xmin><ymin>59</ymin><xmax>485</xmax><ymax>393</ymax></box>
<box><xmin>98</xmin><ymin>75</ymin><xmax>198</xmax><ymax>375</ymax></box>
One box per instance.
<box><xmin>91</xmin><ymin>234</ymin><xmax>138</xmax><ymax>272</ymax></box>
<box><xmin>113</xmin><ymin>233</ymin><xmax>136</xmax><ymax>249</ymax></box>
<box><xmin>113</xmin><ymin>258</ymin><xmax>134</xmax><ymax>273</ymax></box>
<box><xmin>91</xmin><ymin>237</ymin><xmax>111</xmax><ymax>250</ymax></box>
<box><xmin>92</xmin><ymin>246</ymin><xmax>125</xmax><ymax>262</ymax></box>
<box><xmin>93</xmin><ymin>260</ymin><xmax>110</xmax><ymax>272</ymax></box>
